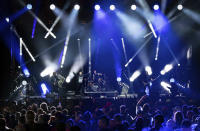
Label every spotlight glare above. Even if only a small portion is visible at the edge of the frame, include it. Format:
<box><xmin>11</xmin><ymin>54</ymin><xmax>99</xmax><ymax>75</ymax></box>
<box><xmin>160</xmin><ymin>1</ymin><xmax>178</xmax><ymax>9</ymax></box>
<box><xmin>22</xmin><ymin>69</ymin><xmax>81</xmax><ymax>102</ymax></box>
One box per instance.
<box><xmin>95</xmin><ymin>5</ymin><xmax>100</xmax><ymax>11</ymax></box>
<box><xmin>50</xmin><ymin>4</ymin><xmax>55</xmax><ymax>10</ymax></box>
<box><xmin>27</xmin><ymin>4</ymin><xmax>32</xmax><ymax>10</ymax></box>
<box><xmin>22</xmin><ymin>80</ymin><xmax>27</xmax><ymax>86</ymax></box>
<box><xmin>130</xmin><ymin>70</ymin><xmax>141</xmax><ymax>82</ymax></box>
<box><xmin>170</xmin><ymin>78</ymin><xmax>175</xmax><ymax>83</ymax></box>
<box><xmin>178</xmin><ymin>64</ymin><xmax>180</xmax><ymax>66</ymax></box>
<box><xmin>145</xmin><ymin>66</ymin><xmax>152</xmax><ymax>76</ymax></box>
<box><xmin>117</xmin><ymin>77</ymin><xmax>121</xmax><ymax>82</ymax></box>
<box><xmin>153</xmin><ymin>4</ymin><xmax>159</xmax><ymax>10</ymax></box>
<box><xmin>160</xmin><ymin>70</ymin><xmax>165</xmax><ymax>75</ymax></box>
<box><xmin>74</xmin><ymin>4</ymin><xmax>80</xmax><ymax>10</ymax></box>
<box><xmin>41</xmin><ymin>83</ymin><xmax>49</xmax><ymax>95</ymax></box>
<box><xmin>66</xmin><ymin>77</ymin><xmax>71</xmax><ymax>83</ymax></box>
<box><xmin>110</xmin><ymin>5</ymin><xmax>115</xmax><ymax>11</ymax></box>
<box><xmin>164</xmin><ymin>64</ymin><xmax>173</xmax><ymax>72</ymax></box>
<box><xmin>177</xmin><ymin>4</ymin><xmax>183</xmax><ymax>10</ymax></box>
<box><xmin>40</xmin><ymin>66</ymin><xmax>55</xmax><ymax>77</ymax></box>
<box><xmin>23</xmin><ymin>68</ymin><xmax>30</xmax><ymax>77</ymax></box>
<box><xmin>5</xmin><ymin>17</ymin><xmax>9</xmax><ymax>23</ymax></box>
<box><xmin>131</xmin><ymin>5</ymin><xmax>137</xmax><ymax>10</ymax></box>
<box><xmin>160</xmin><ymin>81</ymin><xmax>171</xmax><ymax>93</ymax></box>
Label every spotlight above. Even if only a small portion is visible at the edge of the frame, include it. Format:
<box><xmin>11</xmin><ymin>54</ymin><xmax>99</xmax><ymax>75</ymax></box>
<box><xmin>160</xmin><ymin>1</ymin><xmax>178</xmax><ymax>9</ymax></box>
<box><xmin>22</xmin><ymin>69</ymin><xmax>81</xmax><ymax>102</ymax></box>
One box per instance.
<box><xmin>66</xmin><ymin>77</ymin><xmax>71</xmax><ymax>83</ymax></box>
<box><xmin>110</xmin><ymin>5</ymin><xmax>115</xmax><ymax>11</ymax></box>
<box><xmin>160</xmin><ymin>70</ymin><xmax>165</xmax><ymax>75</ymax></box>
<box><xmin>131</xmin><ymin>5</ymin><xmax>137</xmax><ymax>10</ymax></box>
<box><xmin>50</xmin><ymin>4</ymin><xmax>55</xmax><ymax>10</ymax></box>
<box><xmin>41</xmin><ymin>83</ymin><xmax>49</xmax><ymax>95</ymax></box>
<box><xmin>27</xmin><ymin>4</ymin><xmax>32</xmax><ymax>10</ymax></box>
<box><xmin>170</xmin><ymin>78</ymin><xmax>175</xmax><ymax>83</ymax></box>
<box><xmin>130</xmin><ymin>70</ymin><xmax>141</xmax><ymax>82</ymax></box>
<box><xmin>95</xmin><ymin>5</ymin><xmax>100</xmax><ymax>11</ymax></box>
<box><xmin>160</xmin><ymin>81</ymin><xmax>171</xmax><ymax>93</ymax></box>
<box><xmin>5</xmin><ymin>17</ymin><xmax>9</xmax><ymax>23</ymax></box>
<box><xmin>178</xmin><ymin>64</ymin><xmax>180</xmax><ymax>66</ymax></box>
<box><xmin>177</xmin><ymin>4</ymin><xmax>183</xmax><ymax>10</ymax></box>
<box><xmin>23</xmin><ymin>68</ymin><xmax>30</xmax><ymax>77</ymax></box>
<box><xmin>22</xmin><ymin>80</ymin><xmax>27</xmax><ymax>86</ymax></box>
<box><xmin>40</xmin><ymin>66</ymin><xmax>55</xmax><ymax>77</ymax></box>
<box><xmin>117</xmin><ymin>77</ymin><xmax>121</xmax><ymax>82</ymax></box>
<box><xmin>153</xmin><ymin>4</ymin><xmax>159</xmax><ymax>10</ymax></box>
<box><xmin>164</xmin><ymin>64</ymin><xmax>173</xmax><ymax>72</ymax></box>
<box><xmin>74</xmin><ymin>4</ymin><xmax>80</xmax><ymax>10</ymax></box>
<box><xmin>145</xmin><ymin>66</ymin><xmax>152</xmax><ymax>76</ymax></box>
<box><xmin>149</xmin><ymin>82</ymin><xmax>152</xmax><ymax>87</ymax></box>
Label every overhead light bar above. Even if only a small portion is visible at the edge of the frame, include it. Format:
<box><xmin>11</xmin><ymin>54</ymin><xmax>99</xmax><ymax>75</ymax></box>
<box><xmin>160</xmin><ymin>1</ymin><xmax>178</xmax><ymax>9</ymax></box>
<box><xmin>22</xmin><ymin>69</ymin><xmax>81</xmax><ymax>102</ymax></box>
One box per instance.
<box><xmin>20</xmin><ymin>38</ymin><xmax>36</xmax><ymax>62</ymax></box>
<box><xmin>147</xmin><ymin>20</ymin><xmax>157</xmax><ymax>38</ymax></box>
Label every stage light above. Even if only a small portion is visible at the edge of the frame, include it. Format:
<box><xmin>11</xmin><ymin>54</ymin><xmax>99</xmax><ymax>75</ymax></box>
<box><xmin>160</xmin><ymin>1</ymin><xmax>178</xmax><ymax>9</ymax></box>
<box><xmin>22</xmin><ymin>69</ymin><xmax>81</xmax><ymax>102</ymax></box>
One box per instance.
<box><xmin>170</xmin><ymin>78</ymin><xmax>175</xmax><ymax>83</ymax></box>
<box><xmin>41</xmin><ymin>83</ymin><xmax>49</xmax><ymax>95</ymax></box>
<box><xmin>95</xmin><ymin>5</ymin><xmax>100</xmax><ymax>11</ymax></box>
<box><xmin>155</xmin><ymin>36</ymin><xmax>160</xmax><ymax>60</ymax></box>
<box><xmin>27</xmin><ymin>4</ymin><xmax>32</xmax><ymax>10</ymax></box>
<box><xmin>50</xmin><ymin>4</ymin><xmax>55</xmax><ymax>10</ymax></box>
<box><xmin>153</xmin><ymin>4</ymin><xmax>159</xmax><ymax>10</ymax></box>
<box><xmin>131</xmin><ymin>5</ymin><xmax>137</xmax><ymax>10</ymax></box>
<box><xmin>130</xmin><ymin>70</ymin><xmax>141</xmax><ymax>82</ymax></box>
<box><xmin>160</xmin><ymin>70</ymin><xmax>165</xmax><ymax>75</ymax></box>
<box><xmin>177</xmin><ymin>4</ymin><xmax>183</xmax><ymax>10</ymax></box>
<box><xmin>23</xmin><ymin>68</ymin><xmax>30</xmax><ymax>77</ymax></box>
<box><xmin>40</xmin><ymin>66</ymin><xmax>55</xmax><ymax>77</ymax></box>
<box><xmin>66</xmin><ymin>77</ymin><xmax>71</xmax><ymax>83</ymax></box>
<box><xmin>164</xmin><ymin>64</ymin><xmax>173</xmax><ymax>72</ymax></box>
<box><xmin>178</xmin><ymin>64</ymin><xmax>180</xmax><ymax>66</ymax></box>
<box><xmin>74</xmin><ymin>4</ymin><xmax>80</xmax><ymax>10</ymax></box>
<box><xmin>5</xmin><ymin>17</ymin><xmax>9</xmax><ymax>23</ymax></box>
<box><xmin>110</xmin><ymin>5</ymin><xmax>115</xmax><ymax>11</ymax></box>
<box><xmin>160</xmin><ymin>64</ymin><xmax>173</xmax><ymax>75</ymax></box>
<box><xmin>145</xmin><ymin>66</ymin><xmax>152</xmax><ymax>76</ymax></box>
<box><xmin>160</xmin><ymin>81</ymin><xmax>171</xmax><ymax>93</ymax></box>
<box><xmin>149</xmin><ymin>82</ymin><xmax>152</xmax><ymax>87</ymax></box>
<box><xmin>147</xmin><ymin>20</ymin><xmax>157</xmax><ymax>38</ymax></box>
<box><xmin>22</xmin><ymin>80</ymin><xmax>27</xmax><ymax>86</ymax></box>
<box><xmin>117</xmin><ymin>77</ymin><xmax>121</xmax><ymax>82</ymax></box>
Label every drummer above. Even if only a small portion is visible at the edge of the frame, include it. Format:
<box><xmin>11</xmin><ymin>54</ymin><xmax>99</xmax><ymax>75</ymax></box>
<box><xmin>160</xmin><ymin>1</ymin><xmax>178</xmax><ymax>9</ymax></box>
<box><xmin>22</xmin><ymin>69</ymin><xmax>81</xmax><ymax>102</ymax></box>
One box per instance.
<box><xmin>92</xmin><ymin>70</ymin><xmax>103</xmax><ymax>84</ymax></box>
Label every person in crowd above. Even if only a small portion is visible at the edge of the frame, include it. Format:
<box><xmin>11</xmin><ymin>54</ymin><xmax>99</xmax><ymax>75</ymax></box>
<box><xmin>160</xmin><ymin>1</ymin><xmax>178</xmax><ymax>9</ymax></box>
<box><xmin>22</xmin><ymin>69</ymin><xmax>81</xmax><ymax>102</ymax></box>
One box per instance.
<box><xmin>173</xmin><ymin>111</ymin><xmax>184</xmax><ymax>129</ymax></box>
<box><xmin>151</xmin><ymin>114</ymin><xmax>164</xmax><ymax>131</ymax></box>
<box><xmin>24</xmin><ymin>110</ymin><xmax>37</xmax><ymax>131</ymax></box>
<box><xmin>0</xmin><ymin>118</ymin><xmax>13</xmax><ymax>131</ymax></box>
<box><xmin>98</xmin><ymin>115</ymin><xmax>110</xmax><ymax>131</ymax></box>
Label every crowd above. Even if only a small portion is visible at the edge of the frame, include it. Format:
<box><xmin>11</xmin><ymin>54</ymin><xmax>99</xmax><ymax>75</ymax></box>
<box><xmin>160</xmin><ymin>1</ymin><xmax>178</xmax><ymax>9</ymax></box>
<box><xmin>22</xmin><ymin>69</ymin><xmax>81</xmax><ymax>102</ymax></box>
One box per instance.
<box><xmin>0</xmin><ymin>94</ymin><xmax>200</xmax><ymax>131</ymax></box>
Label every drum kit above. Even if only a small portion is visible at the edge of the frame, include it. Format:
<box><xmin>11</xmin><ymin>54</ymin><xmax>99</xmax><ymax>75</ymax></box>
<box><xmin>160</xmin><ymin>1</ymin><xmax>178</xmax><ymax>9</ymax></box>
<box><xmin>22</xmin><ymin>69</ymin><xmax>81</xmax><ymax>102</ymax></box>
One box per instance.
<box><xmin>86</xmin><ymin>71</ymin><xmax>106</xmax><ymax>92</ymax></box>
<box><xmin>50</xmin><ymin>70</ymin><xmax>107</xmax><ymax>92</ymax></box>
